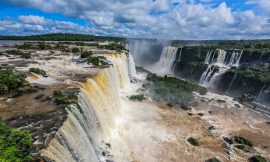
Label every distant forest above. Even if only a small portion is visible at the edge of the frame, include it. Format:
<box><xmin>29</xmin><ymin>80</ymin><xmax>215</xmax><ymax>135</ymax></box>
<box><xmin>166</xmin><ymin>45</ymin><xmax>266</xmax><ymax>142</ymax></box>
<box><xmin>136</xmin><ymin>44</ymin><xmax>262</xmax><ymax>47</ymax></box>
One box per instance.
<box><xmin>0</xmin><ymin>33</ymin><xmax>125</xmax><ymax>42</ymax></box>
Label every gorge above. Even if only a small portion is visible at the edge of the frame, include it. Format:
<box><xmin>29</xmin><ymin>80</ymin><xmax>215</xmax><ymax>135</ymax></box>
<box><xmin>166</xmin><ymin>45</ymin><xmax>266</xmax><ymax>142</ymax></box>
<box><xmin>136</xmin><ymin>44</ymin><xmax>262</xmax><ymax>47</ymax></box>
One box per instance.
<box><xmin>0</xmin><ymin>39</ymin><xmax>269</xmax><ymax>162</ymax></box>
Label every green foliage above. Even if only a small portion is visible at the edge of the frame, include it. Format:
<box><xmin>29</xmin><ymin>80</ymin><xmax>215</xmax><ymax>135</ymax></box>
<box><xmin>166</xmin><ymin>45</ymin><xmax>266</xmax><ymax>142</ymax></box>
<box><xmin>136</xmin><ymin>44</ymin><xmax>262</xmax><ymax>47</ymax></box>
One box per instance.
<box><xmin>53</xmin><ymin>90</ymin><xmax>63</xmax><ymax>97</ymax></box>
<box><xmin>6</xmin><ymin>50</ymin><xmax>31</xmax><ymax>59</ymax></box>
<box><xmin>71</xmin><ymin>47</ymin><xmax>80</xmax><ymax>53</ymax></box>
<box><xmin>80</xmin><ymin>51</ymin><xmax>92</xmax><ymax>58</ymax></box>
<box><xmin>86</xmin><ymin>56</ymin><xmax>109</xmax><ymax>66</ymax></box>
<box><xmin>0</xmin><ymin>67</ymin><xmax>28</xmax><ymax>94</ymax></box>
<box><xmin>129</xmin><ymin>94</ymin><xmax>146</xmax><ymax>101</ymax></box>
<box><xmin>249</xmin><ymin>155</ymin><xmax>267</xmax><ymax>162</ymax></box>
<box><xmin>0</xmin><ymin>120</ymin><xmax>32</xmax><ymax>162</ymax></box>
<box><xmin>144</xmin><ymin>73</ymin><xmax>207</xmax><ymax>107</ymax></box>
<box><xmin>0</xmin><ymin>33</ymin><xmax>124</xmax><ymax>42</ymax></box>
<box><xmin>98</xmin><ymin>42</ymin><xmax>127</xmax><ymax>52</ymax></box>
<box><xmin>235</xmin><ymin>144</ymin><xmax>245</xmax><ymax>150</ymax></box>
<box><xmin>29</xmin><ymin>68</ymin><xmax>46</xmax><ymax>77</ymax></box>
<box><xmin>53</xmin><ymin>91</ymin><xmax>78</xmax><ymax>105</ymax></box>
<box><xmin>205</xmin><ymin>157</ymin><xmax>221</xmax><ymax>162</ymax></box>
<box><xmin>187</xmin><ymin>137</ymin><xmax>199</xmax><ymax>146</ymax></box>
<box><xmin>233</xmin><ymin>136</ymin><xmax>253</xmax><ymax>147</ymax></box>
<box><xmin>230</xmin><ymin>67</ymin><xmax>270</xmax><ymax>84</ymax></box>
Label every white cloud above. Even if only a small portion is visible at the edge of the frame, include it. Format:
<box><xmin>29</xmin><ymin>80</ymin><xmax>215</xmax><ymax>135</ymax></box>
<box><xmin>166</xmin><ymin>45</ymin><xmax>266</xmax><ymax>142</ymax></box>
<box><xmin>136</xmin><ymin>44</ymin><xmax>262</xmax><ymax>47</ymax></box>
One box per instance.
<box><xmin>2</xmin><ymin>0</ymin><xmax>270</xmax><ymax>39</ymax></box>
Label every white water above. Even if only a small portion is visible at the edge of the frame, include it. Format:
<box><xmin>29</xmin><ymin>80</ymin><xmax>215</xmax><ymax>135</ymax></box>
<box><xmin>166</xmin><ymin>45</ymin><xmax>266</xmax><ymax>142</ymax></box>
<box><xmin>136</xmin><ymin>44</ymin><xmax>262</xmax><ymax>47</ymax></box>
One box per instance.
<box><xmin>151</xmin><ymin>46</ymin><xmax>178</xmax><ymax>75</ymax></box>
<box><xmin>226</xmin><ymin>73</ymin><xmax>237</xmax><ymax>93</ymax></box>
<box><xmin>257</xmin><ymin>85</ymin><xmax>270</xmax><ymax>101</ymax></box>
<box><xmin>41</xmin><ymin>53</ymin><xmax>137</xmax><ymax>162</ymax></box>
<box><xmin>200</xmin><ymin>49</ymin><xmax>243</xmax><ymax>88</ymax></box>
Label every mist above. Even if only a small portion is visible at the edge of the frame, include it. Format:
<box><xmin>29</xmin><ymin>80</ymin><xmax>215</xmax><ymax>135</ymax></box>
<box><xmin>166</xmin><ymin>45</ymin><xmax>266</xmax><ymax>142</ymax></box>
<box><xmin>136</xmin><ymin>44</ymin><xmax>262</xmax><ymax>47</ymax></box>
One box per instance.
<box><xmin>126</xmin><ymin>39</ymin><xmax>170</xmax><ymax>67</ymax></box>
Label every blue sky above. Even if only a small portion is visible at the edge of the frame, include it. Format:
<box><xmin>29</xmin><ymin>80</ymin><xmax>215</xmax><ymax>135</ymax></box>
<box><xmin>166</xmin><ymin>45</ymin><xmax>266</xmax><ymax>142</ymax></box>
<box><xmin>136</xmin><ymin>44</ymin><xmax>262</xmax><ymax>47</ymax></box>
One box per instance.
<box><xmin>0</xmin><ymin>0</ymin><xmax>270</xmax><ymax>39</ymax></box>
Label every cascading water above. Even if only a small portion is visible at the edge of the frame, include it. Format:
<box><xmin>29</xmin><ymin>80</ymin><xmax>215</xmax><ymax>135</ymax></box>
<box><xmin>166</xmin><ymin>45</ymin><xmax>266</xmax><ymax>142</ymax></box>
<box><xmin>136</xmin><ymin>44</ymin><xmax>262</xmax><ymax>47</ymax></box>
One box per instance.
<box><xmin>41</xmin><ymin>53</ymin><xmax>137</xmax><ymax>162</ymax></box>
<box><xmin>172</xmin><ymin>47</ymin><xmax>182</xmax><ymax>72</ymax></box>
<box><xmin>226</xmin><ymin>73</ymin><xmax>237</xmax><ymax>93</ymax></box>
<box><xmin>200</xmin><ymin>49</ymin><xmax>243</xmax><ymax>88</ymax></box>
<box><xmin>153</xmin><ymin>46</ymin><xmax>178</xmax><ymax>74</ymax></box>
<box><xmin>257</xmin><ymin>85</ymin><xmax>270</xmax><ymax>101</ymax></box>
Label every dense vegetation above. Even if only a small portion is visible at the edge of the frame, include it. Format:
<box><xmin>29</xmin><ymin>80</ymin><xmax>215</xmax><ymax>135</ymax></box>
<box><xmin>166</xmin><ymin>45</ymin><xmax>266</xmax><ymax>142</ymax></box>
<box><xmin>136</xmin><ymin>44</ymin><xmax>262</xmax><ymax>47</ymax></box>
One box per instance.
<box><xmin>0</xmin><ymin>67</ymin><xmax>35</xmax><ymax>94</ymax></box>
<box><xmin>0</xmin><ymin>33</ymin><xmax>124</xmax><ymax>42</ymax></box>
<box><xmin>53</xmin><ymin>90</ymin><xmax>78</xmax><ymax>105</ymax></box>
<box><xmin>29</xmin><ymin>68</ymin><xmax>47</xmax><ymax>77</ymax></box>
<box><xmin>129</xmin><ymin>94</ymin><xmax>146</xmax><ymax>101</ymax></box>
<box><xmin>144</xmin><ymin>73</ymin><xmax>207</xmax><ymax>108</ymax></box>
<box><xmin>98</xmin><ymin>42</ymin><xmax>127</xmax><ymax>52</ymax></box>
<box><xmin>0</xmin><ymin>120</ymin><xmax>32</xmax><ymax>161</ymax></box>
<box><xmin>6</xmin><ymin>50</ymin><xmax>31</xmax><ymax>59</ymax></box>
<box><xmin>249</xmin><ymin>155</ymin><xmax>267</xmax><ymax>162</ymax></box>
<box><xmin>230</xmin><ymin>67</ymin><xmax>270</xmax><ymax>84</ymax></box>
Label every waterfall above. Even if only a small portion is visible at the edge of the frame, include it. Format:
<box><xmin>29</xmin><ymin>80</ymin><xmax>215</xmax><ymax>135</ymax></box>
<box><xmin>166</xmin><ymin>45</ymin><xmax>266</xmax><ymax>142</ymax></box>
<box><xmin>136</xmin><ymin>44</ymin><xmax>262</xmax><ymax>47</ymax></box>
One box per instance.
<box><xmin>172</xmin><ymin>47</ymin><xmax>182</xmax><ymax>72</ymax></box>
<box><xmin>154</xmin><ymin>46</ymin><xmax>178</xmax><ymax>74</ymax></box>
<box><xmin>257</xmin><ymin>85</ymin><xmax>270</xmax><ymax>101</ymax></box>
<box><xmin>200</xmin><ymin>49</ymin><xmax>243</xmax><ymax>88</ymax></box>
<box><xmin>41</xmin><ymin>53</ymin><xmax>137</xmax><ymax>162</ymax></box>
<box><xmin>226</xmin><ymin>73</ymin><xmax>237</xmax><ymax>93</ymax></box>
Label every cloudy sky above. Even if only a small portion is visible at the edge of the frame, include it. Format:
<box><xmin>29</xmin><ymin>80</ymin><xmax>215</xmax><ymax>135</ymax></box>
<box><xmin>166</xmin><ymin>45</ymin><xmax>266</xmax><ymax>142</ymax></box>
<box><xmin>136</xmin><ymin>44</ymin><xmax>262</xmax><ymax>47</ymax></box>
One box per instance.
<box><xmin>0</xmin><ymin>0</ymin><xmax>270</xmax><ymax>39</ymax></box>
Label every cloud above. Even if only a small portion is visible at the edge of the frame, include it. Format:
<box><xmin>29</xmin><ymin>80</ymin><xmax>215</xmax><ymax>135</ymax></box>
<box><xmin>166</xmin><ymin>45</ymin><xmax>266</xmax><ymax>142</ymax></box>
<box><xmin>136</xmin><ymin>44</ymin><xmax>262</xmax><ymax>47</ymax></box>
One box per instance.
<box><xmin>3</xmin><ymin>0</ymin><xmax>270</xmax><ymax>39</ymax></box>
<box><xmin>246</xmin><ymin>0</ymin><xmax>270</xmax><ymax>15</ymax></box>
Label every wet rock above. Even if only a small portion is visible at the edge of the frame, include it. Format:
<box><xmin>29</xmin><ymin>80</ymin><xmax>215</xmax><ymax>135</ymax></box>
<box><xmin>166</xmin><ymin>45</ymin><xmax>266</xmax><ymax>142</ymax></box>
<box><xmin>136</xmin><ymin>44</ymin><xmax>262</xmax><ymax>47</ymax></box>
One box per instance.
<box><xmin>197</xmin><ymin>113</ymin><xmax>204</xmax><ymax>116</ymax></box>
<box><xmin>167</xmin><ymin>103</ymin><xmax>173</xmax><ymax>107</ymax></box>
<box><xmin>201</xmin><ymin>98</ymin><xmax>207</xmax><ymax>102</ymax></box>
<box><xmin>187</xmin><ymin>112</ymin><xmax>193</xmax><ymax>116</ymax></box>
<box><xmin>35</xmin><ymin>94</ymin><xmax>45</xmax><ymax>100</ymax></box>
<box><xmin>217</xmin><ymin>99</ymin><xmax>226</xmax><ymax>103</ymax></box>
<box><xmin>208</xmin><ymin>110</ymin><xmax>213</xmax><ymax>114</ymax></box>
<box><xmin>187</xmin><ymin>137</ymin><xmax>199</xmax><ymax>146</ymax></box>
<box><xmin>235</xmin><ymin>104</ymin><xmax>241</xmax><ymax>108</ymax></box>
<box><xmin>208</xmin><ymin>125</ymin><xmax>215</xmax><ymax>130</ymax></box>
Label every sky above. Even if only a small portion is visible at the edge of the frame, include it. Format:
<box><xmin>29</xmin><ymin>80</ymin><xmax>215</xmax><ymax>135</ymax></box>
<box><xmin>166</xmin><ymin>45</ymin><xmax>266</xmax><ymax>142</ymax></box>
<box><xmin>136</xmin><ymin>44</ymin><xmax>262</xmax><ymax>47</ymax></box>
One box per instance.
<box><xmin>0</xmin><ymin>0</ymin><xmax>270</xmax><ymax>40</ymax></box>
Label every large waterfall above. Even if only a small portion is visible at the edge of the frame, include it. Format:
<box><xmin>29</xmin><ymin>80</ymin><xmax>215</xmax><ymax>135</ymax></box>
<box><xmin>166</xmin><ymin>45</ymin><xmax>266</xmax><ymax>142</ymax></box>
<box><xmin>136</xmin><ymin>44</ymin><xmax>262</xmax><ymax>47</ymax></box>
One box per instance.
<box><xmin>200</xmin><ymin>49</ymin><xmax>243</xmax><ymax>88</ymax></box>
<box><xmin>153</xmin><ymin>46</ymin><xmax>178</xmax><ymax>74</ymax></box>
<box><xmin>41</xmin><ymin>53</ymin><xmax>136</xmax><ymax>162</ymax></box>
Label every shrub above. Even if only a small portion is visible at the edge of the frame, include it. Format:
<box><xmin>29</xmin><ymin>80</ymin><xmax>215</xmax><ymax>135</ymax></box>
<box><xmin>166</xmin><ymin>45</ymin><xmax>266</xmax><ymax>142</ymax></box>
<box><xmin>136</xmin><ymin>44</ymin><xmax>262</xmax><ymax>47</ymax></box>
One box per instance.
<box><xmin>187</xmin><ymin>137</ymin><xmax>199</xmax><ymax>146</ymax></box>
<box><xmin>0</xmin><ymin>120</ymin><xmax>32</xmax><ymax>161</ymax></box>
<box><xmin>249</xmin><ymin>155</ymin><xmax>267</xmax><ymax>162</ymax></box>
<box><xmin>29</xmin><ymin>68</ymin><xmax>46</xmax><ymax>77</ymax></box>
<box><xmin>0</xmin><ymin>67</ymin><xmax>28</xmax><ymax>94</ymax></box>
<box><xmin>86</xmin><ymin>56</ymin><xmax>108</xmax><ymax>66</ymax></box>
<box><xmin>5</xmin><ymin>50</ymin><xmax>31</xmax><ymax>59</ymax></box>
<box><xmin>129</xmin><ymin>94</ymin><xmax>146</xmax><ymax>101</ymax></box>
<box><xmin>53</xmin><ymin>91</ymin><xmax>78</xmax><ymax>105</ymax></box>
<box><xmin>233</xmin><ymin>136</ymin><xmax>253</xmax><ymax>147</ymax></box>
<box><xmin>80</xmin><ymin>51</ymin><xmax>92</xmax><ymax>58</ymax></box>
<box><xmin>235</xmin><ymin>144</ymin><xmax>245</xmax><ymax>150</ymax></box>
<box><xmin>71</xmin><ymin>47</ymin><xmax>80</xmax><ymax>53</ymax></box>
<box><xmin>205</xmin><ymin>157</ymin><xmax>221</xmax><ymax>162</ymax></box>
<box><xmin>53</xmin><ymin>90</ymin><xmax>63</xmax><ymax>97</ymax></box>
